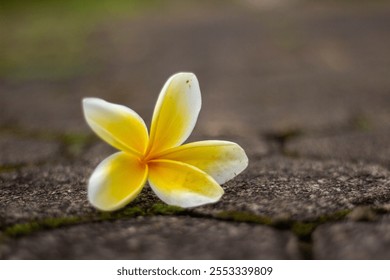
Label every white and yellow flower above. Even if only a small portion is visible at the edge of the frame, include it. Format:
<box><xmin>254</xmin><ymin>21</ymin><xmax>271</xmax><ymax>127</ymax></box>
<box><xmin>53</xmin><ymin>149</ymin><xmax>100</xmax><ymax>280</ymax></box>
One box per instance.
<box><xmin>82</xmin><ymin>73</ymin><xmax>248</xmax><ymax>211</ymax></box>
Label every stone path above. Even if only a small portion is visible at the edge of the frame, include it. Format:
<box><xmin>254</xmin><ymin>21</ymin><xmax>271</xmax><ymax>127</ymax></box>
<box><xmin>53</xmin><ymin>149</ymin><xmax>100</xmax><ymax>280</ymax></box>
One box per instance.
<box><xmin>1</xmin><ymin>0</ymin><xmax>390</xmax><ymax>259</ymax></box>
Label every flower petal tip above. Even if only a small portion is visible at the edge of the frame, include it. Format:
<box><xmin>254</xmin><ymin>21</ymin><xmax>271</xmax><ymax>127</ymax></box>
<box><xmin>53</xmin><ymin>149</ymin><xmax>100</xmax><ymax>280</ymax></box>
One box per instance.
<box><xmin>87</xmin><ymin>152</ymin><xmax>148</xmax><ymax>211</ymax></box>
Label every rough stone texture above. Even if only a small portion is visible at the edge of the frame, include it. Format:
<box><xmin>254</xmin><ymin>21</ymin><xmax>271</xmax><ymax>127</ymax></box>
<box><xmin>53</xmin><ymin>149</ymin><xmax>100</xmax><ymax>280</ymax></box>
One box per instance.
<box><xmin>0</xmin><ymin>134</ymin><xmax>60</xmax><ymax>166</ymax></box>
<box><xmin>3</xmin><ymin>155</ymin><xmax>388</xmax><ymax>230</ymax></box>
<box><xmin>313</xmin><ymin>216</ymin><xmax>390</xmax><ymax>259</ymax></box>
<box><xmin>195</xmin><ymin>157</ymin><xmax>390</xmax><ymax>221</ymax></box>
<box><xmin>286</xmin><ymin>130</ymin><xmax>390</xmax><ymax>168</ymax></box>
<box><xmin>0</xmin><ymin>161</ymin><xmax>163</xmax><ymax>228</ymax></box>
<box><xmin>0</xmin><ymin>216</ymin><xmax>300</xmax><ymax>259</ymax></box>
<box><xmin>0</xmin><ymin>164</ymin><xmax>96</xmax><ymax>228</ymax></box>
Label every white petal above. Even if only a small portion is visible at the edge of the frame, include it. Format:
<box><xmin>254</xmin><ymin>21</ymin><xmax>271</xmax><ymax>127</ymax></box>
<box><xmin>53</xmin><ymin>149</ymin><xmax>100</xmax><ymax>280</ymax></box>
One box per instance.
<box><xmin>147</xmin><ymin>73</ymin><xmax>201</xmax><ymax>156</ymax></box>
<box><xmin>160</xmin><ymin>140</ymin><xmax>248</xmax><ymax>184</ymax></box>
<box><xmin>88</xmin><ymin>152</ymin><xmax>148</xmax><ymax>211</ymax></box>
<box><xmin>148</xmin><ymin>159</ymin><xmax>224</xmax><ymax>208</ymax></box>
<box><xmin>83</xmin><ymin>98</ymin><xmax>148</xmax><ymax>156</ymax></box>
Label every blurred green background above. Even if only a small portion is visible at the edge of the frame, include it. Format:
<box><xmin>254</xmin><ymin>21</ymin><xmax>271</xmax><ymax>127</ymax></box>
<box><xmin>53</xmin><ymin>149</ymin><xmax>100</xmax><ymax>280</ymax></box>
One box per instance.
<box><xmin>0</xmin><ymin>0</ymin><xmax>166</xmax><ymax>81</ymax></box>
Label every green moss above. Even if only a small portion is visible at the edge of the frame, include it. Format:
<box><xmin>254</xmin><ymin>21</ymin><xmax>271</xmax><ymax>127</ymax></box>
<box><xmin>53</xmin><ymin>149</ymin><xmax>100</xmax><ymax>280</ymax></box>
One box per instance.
<box><xmin>291</xmin><ymin>222</ymin><xmax>317</xmax><ymax>240</ymax></box>
<box><xmin>4</xmin><ymin>222</ymin><xmax>41</xmax><ymax>237</ymax></box>
<box><xmin>99</xmin><ymin>206</ymin><xmax>146</xmax><ymax>220</ymax></box>
<box><xmin>291</xmin><ymin>210</ymin><xmax>351</xmax><ymax>241</ymax></box>
<box><xmin>3</xmin><ymin>206</ymin><xmax>150</xmax><ymax>238</ymax></box>
<box><xmin>118</xmin><ymin>206</ymin><xmax>146</xmax><ymax>217</ymax></box>
<box><xmin>216</xmin><ymin>211</ymin><xmax>273</xmax><ymax>225</ymax></box>
<box><xmin>41</xmin><ymin>216</ymin><xmax>84</xmax><ymax>228</ymax></box>
<box><xmin>317</xmin><ymin>209</ymin><xmax>351</xmax><ymax>223</ymax></box>
<box><xmin>4</xmin><ymin>216</ymin><xmax>84</xmax><ymax>237</ymax></box>
<box><xmin>150</xmin><ymin>203</ymin><xmax>186</xmax><ymax>215</ymax></box>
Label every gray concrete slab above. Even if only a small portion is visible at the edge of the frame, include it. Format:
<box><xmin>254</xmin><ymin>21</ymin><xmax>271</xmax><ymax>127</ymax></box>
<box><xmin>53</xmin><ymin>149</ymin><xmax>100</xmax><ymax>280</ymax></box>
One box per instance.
<box><xmin>0</xmin><ymin>216</ymin><xmax>300</xmax><ymax>259</ymax></box>
<box><xmin>2</xmin><ymin>156</ymin><xmax>389</xmax><ymax>230</ymax></box>
<box><xmin>313</xmin><ymin>216</ymin><xmax>390</xmax><ymax>259</ymax></box>
<box><xmin>195</xmin><ymin>156</ymin><xmax>390</xmax><ymax>221</ymax></box>
<box><xmin>0</xmin><ymin>164</ymin><xmax>96</xmax><ymax>228</ymax></box>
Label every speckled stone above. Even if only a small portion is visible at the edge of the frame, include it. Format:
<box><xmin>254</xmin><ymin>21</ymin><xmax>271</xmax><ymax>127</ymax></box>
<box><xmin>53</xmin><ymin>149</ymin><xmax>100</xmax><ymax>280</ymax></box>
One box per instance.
<box><xmin>194</xmin><ymin>156</ymin><xmax>390</xmax><ymax>221</ymax></box>
<box><xmin>0</xmin><ymin>164</ymin><xmax>95</xmax><ymax>228</ymax></box>
<box><xmin>0</xmin><ymin>162</ymin><xmax>161</xmax><ymax>228</ymax></box>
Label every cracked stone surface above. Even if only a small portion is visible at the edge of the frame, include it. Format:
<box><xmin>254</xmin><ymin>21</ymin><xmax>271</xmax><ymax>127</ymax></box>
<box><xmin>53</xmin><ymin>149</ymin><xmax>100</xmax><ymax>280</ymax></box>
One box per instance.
<box><xmin>0</xmin><ymin>216</ymin><xmax>300</xmax><ymax>259</ymax></box>
<box><xmin>195</xmin><ymin>157</ymin><xmax>390</xmax><ymax>221</ymax></box>
<box><xmin>0</xmin><ymin>164</ymin><xmax>96</xmax><ymax>228</ymax></box>
<box><xmin>313</xmin><ymin>216</ymin><xmax>390</xmax><ymax>259</ymax></box>
<box><xmin>1</xmin><ymin>0</ymin><xmax>390</xmax><ymax>260</ymax></box>
<box><xmin>2</xmin><ymin>156</ymin><xmax>389</xmax><ymax>230</ymax></box>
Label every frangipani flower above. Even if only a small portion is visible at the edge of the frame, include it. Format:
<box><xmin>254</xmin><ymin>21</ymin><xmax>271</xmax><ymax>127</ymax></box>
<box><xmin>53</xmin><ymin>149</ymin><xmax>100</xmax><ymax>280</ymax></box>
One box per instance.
<box><xmin>82</xmin><ymin>73</ymin><xmax>248</xmax><ymax>211</ymax></box>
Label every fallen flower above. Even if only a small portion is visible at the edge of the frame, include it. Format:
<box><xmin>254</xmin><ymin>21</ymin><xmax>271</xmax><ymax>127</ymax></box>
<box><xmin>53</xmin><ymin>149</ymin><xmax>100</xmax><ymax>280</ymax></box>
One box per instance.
<box><xmin>82</xmin><ymin>72</ymin><xmax>248</xmax><ymax>211</ymax></box>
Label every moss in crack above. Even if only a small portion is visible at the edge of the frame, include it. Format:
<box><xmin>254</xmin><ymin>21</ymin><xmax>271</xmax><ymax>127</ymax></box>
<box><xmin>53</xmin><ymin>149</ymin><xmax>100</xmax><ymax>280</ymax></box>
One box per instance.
<box><xmin>317</xmin><ymin>209</ymin><xmax>351</xmax><ymax>223</ymax></box>
<box><xmin>291</xmin><ymin>210</ymin><xmax>351</xmax><ymax>240</ymax></box>
<box><xmin>4</xmin><ymin>222</ymin><xmax>41</xmax><ymax>237</ymax></box>
<box><xmin>216</xmin><ymin>211</ymin><xmax>273</xmax><ymax>225</ymax></box>
<box><xmin>4</xmin><ymin>216</ymin><xmax>84</xmax><ymax>238</ymax></box>
<box><xmin>149</xmin><ymin>203</ymin><xmax>186</xmax><ymax>215</ymax></box>
<box><xmin>3</xmin><ymin>206</ymin><xmax>146</xmax><ymax>238</ymax></box>
<box><xmin>291</xmin><ymin>209</ymin><xmax>351</xmax><ymax>259</ymax></box>
<box><xmin>98</xmin><ymin>206</ymin><xmax>146</xmax><ymax>220</ymax></box>
<box><xmin>95</xmin><ymin>204</ymin><xmax>187</xmax><ymax>221</ymax></box>
<box><xmin>291</xmin><ymin>222</ymin><xmax>316</xmax><ymax>241</ymax></box>
<box><xmin>214</xmin><ymin>209</ymin><xmax>352</xmax><ymax>260</ymax></box>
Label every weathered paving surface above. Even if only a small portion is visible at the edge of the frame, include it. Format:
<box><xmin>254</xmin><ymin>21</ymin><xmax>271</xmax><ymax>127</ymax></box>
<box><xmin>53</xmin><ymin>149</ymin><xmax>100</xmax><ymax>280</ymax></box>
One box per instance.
<box><xmin>1</xmin><ymin>0</ymin><xmax>390</xmax><ymax>259</ymax></box>
<box><xmin>0</xmin><ymin>164</ymin><xmax>96</xmax><ymax>228</ymax></box>
<box><xmin>313</xmin><ymin>215</ymin><xmax>390</xmax><ymax>259</ymax></box>
<box><xmin>195</xmin><ymin>157</ymin><xmax>390</xmax><ymax>221</ymax></box>
<box><xmin>0</xmin><ymin>216</ymin><xmax>300</xmax><ymax>259</ymax></box>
